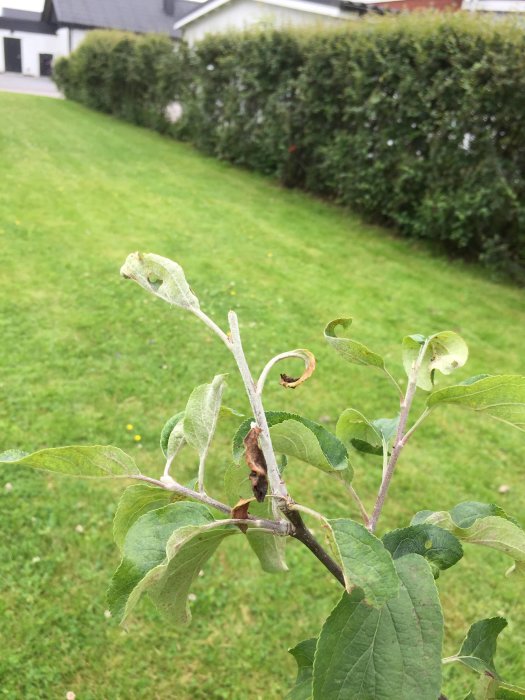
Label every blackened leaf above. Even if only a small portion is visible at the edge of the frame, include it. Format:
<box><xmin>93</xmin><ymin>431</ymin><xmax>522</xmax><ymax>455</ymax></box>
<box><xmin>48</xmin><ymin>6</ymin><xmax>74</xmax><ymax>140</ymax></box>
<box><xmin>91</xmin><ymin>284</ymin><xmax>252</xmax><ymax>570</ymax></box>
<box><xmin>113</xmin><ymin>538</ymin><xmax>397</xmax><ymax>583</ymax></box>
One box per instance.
<box><xmin>244</xmin><ymin>426</ymin><xmax>268</xmax><ymax>502</ymax></box>
<box><xmin>223</xmin><ymin>462</ymin><xmax>287</xmax><ymax>573</ymax></box>
<box><xmin>279</xmin><ymin>349</ymin><xmax>316</xmax><ymax>389</ymax></box>
<box><xmin>233</xmin><ymin>412</ymin><xmax>349</xmax><ymax>474</ymax></box>
<box><xmin>231</xmin><ymin>498</ymin><xmax>252</xmax><ymax>533</ymax></box>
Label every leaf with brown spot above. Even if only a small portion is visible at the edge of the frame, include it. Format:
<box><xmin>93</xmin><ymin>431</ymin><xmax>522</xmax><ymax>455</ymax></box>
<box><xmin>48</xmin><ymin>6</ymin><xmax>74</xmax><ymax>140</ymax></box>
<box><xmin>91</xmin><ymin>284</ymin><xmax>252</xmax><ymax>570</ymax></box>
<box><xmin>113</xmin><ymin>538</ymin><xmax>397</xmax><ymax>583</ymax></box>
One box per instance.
<box><xmin>231</xmin><ymin>498</ymin><xmax>253</xmax><ymax>533</ymax></box>
<box><xmin>244</xmin><ymin>426</ymin><xmax>268</xmax><ymax>503</ymax></box>
<box><xmin>279</xmin><ymin>349</ymin><xmax>316</xmax><ymax>389</ymax></box>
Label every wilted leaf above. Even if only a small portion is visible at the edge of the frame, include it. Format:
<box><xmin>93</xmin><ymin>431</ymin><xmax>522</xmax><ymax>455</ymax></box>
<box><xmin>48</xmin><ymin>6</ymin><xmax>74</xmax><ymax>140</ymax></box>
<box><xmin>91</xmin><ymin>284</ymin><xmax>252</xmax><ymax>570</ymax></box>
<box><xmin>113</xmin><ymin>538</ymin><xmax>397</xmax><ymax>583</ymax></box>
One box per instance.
<box><xmin>0</xmin><ymin>445</ymin><xmax>139</xmax><ymax>478</ymax></box>
<box><xmin>279</xmin><ymin>349</ymin><xmax>316</xmax><ymax>389</ymax></box>
<box><xmin>287</xmin><ymin>638</ymin><xmax>316</xmax><ymax>700</ymax></box>
<box><xmin>324</xmin><ymin>318</ymin><xmax>385</xmax><ymax>369</ymax></box>
<box><xmin>120</xmin><ymin>252</ymin><xmax>200</xmax><ymax>310</ymax></box>
<box><xmin>427</xmin><ymin>375</ymin><xmax>525</xmax><ymax>431</ymax></box>
<box><xmin>444</xmin><ymin>617</ymin><xmax>507</xmax><ymax>678</ymax></box>
<box><xmin>326</xmin><ymin>518</ymin><xmax>399</xmax><ymax>608</ymax></box>
<box><xmin>223</xmin><ymin>462</ymin><xmax>287</xmax><ymax>572</ymax></box>
<box><xmin>244</xmin><ymin>426</ymin><xmax>268</xmax><ymax>502</ymax></box>
<box><xmin>403</xmin><ymin>331</ymin><xmax>468</xmax><ymax>391</ymax></box>
<box><xmin>233</xmin><ymin>412</ymin><xmax>349</xmax><ymax>474</ymax></box>
<box><xmin>231</xmin><ymin>498</ymin><xmax>252</xmax><ymax>533</ymax></box>
<box><xmin>312</xmin><ymin>555</ymin><xmax>443</xmax><ymax>700</ymax></box>
<box><xmin>383</xmin><ymin>524</ymin><xmax>463</xmax><ymax>575</ymax></box>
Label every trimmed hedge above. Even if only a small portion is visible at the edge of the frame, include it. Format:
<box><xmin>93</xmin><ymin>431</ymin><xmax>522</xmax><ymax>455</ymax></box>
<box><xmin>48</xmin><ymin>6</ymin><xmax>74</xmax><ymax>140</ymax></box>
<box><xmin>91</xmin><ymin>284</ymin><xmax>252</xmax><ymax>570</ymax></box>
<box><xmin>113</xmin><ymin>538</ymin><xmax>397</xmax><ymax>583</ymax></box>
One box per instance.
<box><xmin>54</xmin><ymin>17</ymin><xmax>525</xmax><ymax>278</ymax></box>
<box><xmin>53</xmin><ymin>31</ymin><xmax>182</xmax><ymax>132</ymax></box>
<box><xmin>176</xmin><ymin>15</ymin><xmax>525</xmax><ymax>278</ymax></box>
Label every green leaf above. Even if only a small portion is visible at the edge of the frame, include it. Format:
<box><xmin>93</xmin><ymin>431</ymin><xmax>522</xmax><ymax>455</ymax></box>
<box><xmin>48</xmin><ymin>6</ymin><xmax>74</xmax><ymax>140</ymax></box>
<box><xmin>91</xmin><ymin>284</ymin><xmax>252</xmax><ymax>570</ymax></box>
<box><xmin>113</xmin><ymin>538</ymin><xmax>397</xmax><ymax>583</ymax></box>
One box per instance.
<box><xmin>336</xmin><ymin>408</ymin><xmax>398</xmax><ymax>457</ymax></box>
<box><xmin>412</xmin><ymin>502</ymin><xmax>512</xmax><ymax>528</ymax></box>
<box><xmin>233</xmin><ymin>412</ymin><xmax>349</xmax><ymax>473</ymax></box>
<box><xmin>326</xmin><ymin>518</ymin><xmax>399</xmax><ymax>608</ymax></box>
<box><xmin>415</xmin><ymin>503</ymin><xmax>525</xmax><ymax>574</ymax></box>
<box><xmin>383</xmin><ymin>524</ymin><xmax>463</xmax><ymax>575</ymax></box>
<box><xmin>160</xmin><ymin>412</ymin><xmax>185</xmax><ymax>458</ymax></box>
<box><xmin>120</xmin><ymin>252</ymin><xmax>200</xmax><ymax>310</ymax></box>
<box><xmin>183</xmin><ymin>374</ymin><xmax>227</xmax><ymax>460</ymax></box>
<box><xmin>0</xmin><ymin>445</ymin><xmax>139</xmax><ymax>478</ymax></box>
<box><xmin>324</xmin><ymin>318</ymin><xmax>385</xmax><ymax>369</ymax></box>
<box><xmin>469</xmin><ymin>677</ymin><xmax>525</xmax><ymax>700</ymax></box>
<box><xmin>496</xmin><ymin>683</ymin><xmax>525</xmax><ymax>698</ymax></box>
<box><xmin>287</xmin><ymin>638</ymin><xmax>316</xmax><ymax>700</ymax></box>
<box><xmin>312</xmin><ymin>554</ymin><xmax>443</xmax><ymax>700</ymax></box>
<box><xmin>403</xmin><ymin>330</ymin><xmax>469</xmax><ymax>391</ymax></box>
<box><xmin>427</xmin><ymin>375</ymin><xmax>525</xmax><ymax>431</ymax></box>
<box><xmin>146</xmin><ymin>521</ymin><xmax>237</xmax><ymax>623</ymax></box>
<box><xmin>113</xmin><ymin>484</ymin><xmax>183</xmax><ymax>551</ymax></box>
<box><xmin>108</xmin><ymin>501</ymin><xmax>215</xmax><ymax>622</ymax></box>
<box><xmin>444</xmin><ymin>617</ymin><xmax>507</xmax><ymax>678</ymax></box>
<box><xmin>223</xmin><ymin>462</ymin><xmax>287</xmax><ymax>573</ymax></box>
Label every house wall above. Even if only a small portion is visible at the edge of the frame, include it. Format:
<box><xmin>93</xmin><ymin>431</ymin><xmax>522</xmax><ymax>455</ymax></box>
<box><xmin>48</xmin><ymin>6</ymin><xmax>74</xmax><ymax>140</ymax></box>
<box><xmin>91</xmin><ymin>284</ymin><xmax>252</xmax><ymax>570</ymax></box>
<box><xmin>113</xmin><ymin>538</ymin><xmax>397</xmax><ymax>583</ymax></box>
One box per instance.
<box><xmin>0</xmin><ymin>26</ymin><xmax>87</xmax><ymax>76</ymax></box>
<box><xmin>181</xmin><ymin>0</ymin><xmax>355</xmax><ymax>45</ymax></box>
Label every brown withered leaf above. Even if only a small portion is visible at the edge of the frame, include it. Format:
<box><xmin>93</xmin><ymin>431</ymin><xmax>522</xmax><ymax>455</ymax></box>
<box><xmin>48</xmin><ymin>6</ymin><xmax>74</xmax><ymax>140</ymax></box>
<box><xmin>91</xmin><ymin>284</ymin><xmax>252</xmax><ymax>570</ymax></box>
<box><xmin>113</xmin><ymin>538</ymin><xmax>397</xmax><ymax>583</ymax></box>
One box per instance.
<box><xmin>279</xmin><ymin>349</ymin><xmax>316</xmax><ymax>389</ymax></box>
<box><xmin>231</xmin><ymin>498</ymin><xmax>253</xmax><ymax>533</ymax></box>
<box><xmin>244</xmin><ymin>426</ymin><xmax>268</xmax><ymax>502</ymax></box>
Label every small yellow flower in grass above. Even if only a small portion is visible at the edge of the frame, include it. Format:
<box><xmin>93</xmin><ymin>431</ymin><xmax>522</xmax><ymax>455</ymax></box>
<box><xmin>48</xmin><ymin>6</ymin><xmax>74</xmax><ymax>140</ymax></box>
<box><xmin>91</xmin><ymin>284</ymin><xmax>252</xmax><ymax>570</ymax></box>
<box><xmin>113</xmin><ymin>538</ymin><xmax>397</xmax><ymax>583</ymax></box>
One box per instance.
<box><xmin>126</xmin><ymin>424</ymin><xmax>133</xmax><ymax>431</ymax></box>
<box><xmin>75</xmin><ymin>524</ymin><xmax>85</xmax><ymax>534</ymax></box>
<box><xmin>133</xmin><ymin>434</ymin><xmax>142</xmax><ymax>442</ymax></box>
<box><xmin>104</xmin><ymin>609</ymin><xmax>112</xmax><ymax>619</ymax></box>
<box><xmin>4</xmin><ymin>482</ymin><xmax>13</xmax><ymax>493</ymax></box>
<box><xmin>230</xmin><ymin>290</ymin><xmax>236</xmax><ymax>296</ymax></box>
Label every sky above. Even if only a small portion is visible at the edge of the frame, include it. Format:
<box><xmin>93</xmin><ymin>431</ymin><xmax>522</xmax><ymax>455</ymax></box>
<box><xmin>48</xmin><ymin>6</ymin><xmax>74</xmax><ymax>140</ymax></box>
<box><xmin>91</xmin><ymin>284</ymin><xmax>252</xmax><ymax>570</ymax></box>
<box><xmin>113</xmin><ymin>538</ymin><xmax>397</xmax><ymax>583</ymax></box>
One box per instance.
<box><xmin>1</xmin><ymin>0</ymin><xmax>44</xmax><ymax>10</ymax></box>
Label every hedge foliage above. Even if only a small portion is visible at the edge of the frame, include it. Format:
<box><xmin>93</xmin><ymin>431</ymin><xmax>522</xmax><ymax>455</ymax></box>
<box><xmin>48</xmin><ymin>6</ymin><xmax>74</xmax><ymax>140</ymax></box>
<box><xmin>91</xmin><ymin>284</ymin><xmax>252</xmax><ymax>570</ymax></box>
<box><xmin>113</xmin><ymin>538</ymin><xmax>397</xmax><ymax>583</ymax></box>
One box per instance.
<box><xmin>53</xmin><ymin>31</ymin><xmax>181</xmax><ymax>132</ymax></box>
<box><xmin>176</xmin><ymin>14</ymin><xmax>525</xmax><ymax>278</ymax></box>
<box><xmin>54</xmin><ymin>17</ymin><xmax>525</xmax><ymax>277</ymax></box>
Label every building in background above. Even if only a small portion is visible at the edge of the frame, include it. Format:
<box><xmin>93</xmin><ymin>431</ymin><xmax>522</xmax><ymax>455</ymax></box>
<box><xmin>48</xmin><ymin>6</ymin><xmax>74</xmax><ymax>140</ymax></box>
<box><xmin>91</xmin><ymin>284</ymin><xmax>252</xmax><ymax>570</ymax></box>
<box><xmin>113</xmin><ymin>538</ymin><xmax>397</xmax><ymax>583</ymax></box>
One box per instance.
<box><xmin>0</xmin><ymin>0</ymin><xmax>177</xmax><ymax>75</ymax></box>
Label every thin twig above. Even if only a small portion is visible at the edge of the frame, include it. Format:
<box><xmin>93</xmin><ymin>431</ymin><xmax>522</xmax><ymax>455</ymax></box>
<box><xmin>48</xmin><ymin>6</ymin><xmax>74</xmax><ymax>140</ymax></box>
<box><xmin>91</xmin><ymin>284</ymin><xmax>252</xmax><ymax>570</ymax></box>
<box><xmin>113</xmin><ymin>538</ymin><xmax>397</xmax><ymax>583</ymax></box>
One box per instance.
<box><xmin>192</xmin><ymin>307</ymin><xmax>232</xmax><ymax>349</ymax></box>
<box><xmin>228</xmin><ymin>311</ymin><xmax>288</xmax><ymax>504</ymax></box>
<box><xmin>368</xmin><ymin>341</ymin><xmax>429</xmax><ymax>532</ymax></box>
<box><xmin>286</xmin><ymin>509</ymin><xmax>345</xmax><ymax>588</ymax></box>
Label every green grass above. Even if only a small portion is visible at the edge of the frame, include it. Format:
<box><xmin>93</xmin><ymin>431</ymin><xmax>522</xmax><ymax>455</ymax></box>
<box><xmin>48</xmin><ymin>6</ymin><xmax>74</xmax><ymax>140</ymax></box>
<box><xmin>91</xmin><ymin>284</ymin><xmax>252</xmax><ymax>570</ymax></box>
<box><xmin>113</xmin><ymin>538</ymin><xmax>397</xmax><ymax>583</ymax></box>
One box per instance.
<box><xmin>0</xmin><ymin>92</ymin><xmax>524</xmax><ymax>699</ymax></box>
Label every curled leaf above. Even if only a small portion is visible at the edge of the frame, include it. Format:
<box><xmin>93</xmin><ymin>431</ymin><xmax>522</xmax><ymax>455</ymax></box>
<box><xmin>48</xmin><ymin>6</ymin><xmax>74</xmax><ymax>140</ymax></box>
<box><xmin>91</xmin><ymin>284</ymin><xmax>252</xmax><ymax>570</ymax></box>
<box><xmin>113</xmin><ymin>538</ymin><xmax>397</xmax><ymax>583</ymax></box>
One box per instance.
<box><xmin>120</xmin><ymin>252</ymin><xmax>200</xmax><ymax>310</ymax></box>
<box><xmin>278</xmin><ymin>349</ymin><xmax>316</xmax><ymax>389</ymax></box>
<box><xmin>244</xmin><ymin>426</ymin><xmax>268</xmax><ymax>503</ymax></box>
<box><xmin>324</xmin><ymin>318</ymin><xmax>385</xmax><ymax>369</ymax></box>
<box><xmin>403</xmin><ymin>331</ymin><xmax>468</xmax><ymax>391</ymax></box>
<box><xmin>231</xmin><ymin>498</ymin><xmax>253</xmax><ymax>533</ymax></box>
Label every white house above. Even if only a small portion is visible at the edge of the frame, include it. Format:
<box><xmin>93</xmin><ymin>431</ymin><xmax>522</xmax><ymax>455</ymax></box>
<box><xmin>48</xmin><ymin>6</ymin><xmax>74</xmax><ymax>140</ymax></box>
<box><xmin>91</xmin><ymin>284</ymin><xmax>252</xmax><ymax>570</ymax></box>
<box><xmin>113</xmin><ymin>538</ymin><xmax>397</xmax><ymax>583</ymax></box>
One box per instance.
<box><xmin>173</xmin><ymin>0</ymin><xmax>376</xmax><ymax>44</ymax></box>
<box><xmin>1</xmin><ymin>0</ymin><xmax>178</xmax><ymax>76</ymax></box>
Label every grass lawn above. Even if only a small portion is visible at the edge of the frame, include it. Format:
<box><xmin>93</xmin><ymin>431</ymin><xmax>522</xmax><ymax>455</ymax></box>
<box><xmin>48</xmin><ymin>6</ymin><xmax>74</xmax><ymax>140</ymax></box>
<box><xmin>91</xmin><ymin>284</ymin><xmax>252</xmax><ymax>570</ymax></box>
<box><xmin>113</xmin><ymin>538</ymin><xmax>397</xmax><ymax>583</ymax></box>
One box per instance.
<box><xmin>0</xmin><ymin>92</ymin><xmax>524</xmax><ymax>699</ymax></box>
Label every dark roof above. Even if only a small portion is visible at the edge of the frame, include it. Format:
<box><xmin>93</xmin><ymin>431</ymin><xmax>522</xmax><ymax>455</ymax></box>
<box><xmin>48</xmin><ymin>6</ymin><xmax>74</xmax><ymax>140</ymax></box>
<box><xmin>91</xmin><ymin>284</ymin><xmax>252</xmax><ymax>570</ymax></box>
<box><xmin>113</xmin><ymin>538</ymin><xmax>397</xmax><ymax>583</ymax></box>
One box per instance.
<box><xmin>0</xmin><ymin>6</ymin><xmax>56</xmax><ymax>33</ymax></box>
<box><xmin>42</xmin><ymin>0</ymin><xmax>178</xmax><ymax>35</ymax></box>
